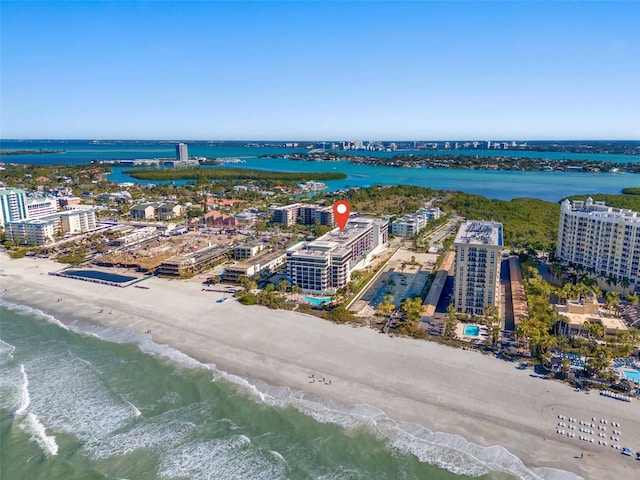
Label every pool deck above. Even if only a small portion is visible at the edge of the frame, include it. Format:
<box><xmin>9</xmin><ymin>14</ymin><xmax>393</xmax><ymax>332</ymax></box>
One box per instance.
<box><xmin>50</xmin><ymin>266</ymin><xmax>149</xmax><ymax>288</ymax></box>
<box><xmin>455</xmin><ymin>323</ymin><xmax>489</xmax><ymax>342</ymax></box>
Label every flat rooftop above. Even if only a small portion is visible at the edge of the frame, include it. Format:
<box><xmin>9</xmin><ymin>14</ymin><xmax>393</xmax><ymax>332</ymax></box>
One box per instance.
<box><xmin>231</xmin><ymin>249</ymin><xmax>285</xmax><ymax>268</ymax></box>
<box><xmin>454</xmin><ymin>220</ymin><xmax>503</xmax><ymax>247</ymax></box>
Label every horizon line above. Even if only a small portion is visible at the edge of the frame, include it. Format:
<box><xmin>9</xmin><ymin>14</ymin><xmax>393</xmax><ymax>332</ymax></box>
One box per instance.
<box><xmin>2</xmin><ymin>138</ymin><xmax>640</xmax><ymax>143</ymax></box>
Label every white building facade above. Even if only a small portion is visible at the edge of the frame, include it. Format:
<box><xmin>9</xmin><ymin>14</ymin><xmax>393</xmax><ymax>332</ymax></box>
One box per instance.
<box><xmin>556</xmin><ymin>198</ymin><xmax>640</xmax><ymax>288</ymax></box>
<box><xmin>0</xmin><ymin>188</ymin><xmax>28</xmax><ymax>227</ymax></box>
<box><xmin>391</xmin><ymin>207</ymin><xmax>441</xmax><ymax>238</ymax></box>
<box><xmin>6</xmin><ymin>207</ymin><xmax>97</xmax><ymax>246</ymax></box>
<box><xmin>454</xmin><ymin>220</ymin><xmax>503</xmax><ymax>315</ymax></box>
<box><xmin>286</xmin><ymin>218</ymin><xmax>388</xmax><ymax>293</ymax></box>
<box><xmin>26</xmin><ymin>196</ymin><xmax>58</xmax><ymax>218</ymax></box>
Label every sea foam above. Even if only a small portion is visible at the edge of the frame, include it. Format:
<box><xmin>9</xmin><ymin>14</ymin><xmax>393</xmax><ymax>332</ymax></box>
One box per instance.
<box><xmin>14</xmin><ymin>364</ymin><xmax>31</xmax><ymax>415</ymax></box>
<box><xmin>1</xmin><ymin>299</ymin><xmax>584</xmax><ymax>480</ymax></box>
<box><xmin>19</xmin><ymin>412</ymin><xmax>59</xmax><ymax>456</ymax></box>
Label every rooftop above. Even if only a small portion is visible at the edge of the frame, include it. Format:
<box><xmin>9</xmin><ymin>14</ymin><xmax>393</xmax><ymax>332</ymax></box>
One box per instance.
<box><xmin>454</xmin><ymin>220</ymin><xmax>503</xmax><ymax>247</ymax></box>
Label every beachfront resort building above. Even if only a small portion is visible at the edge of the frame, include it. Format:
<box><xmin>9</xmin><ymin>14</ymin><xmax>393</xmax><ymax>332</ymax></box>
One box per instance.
<box><xmin>26</xmin><ymin>195</ymin><xmax>58</xmax><ymax>218</ymax></box>
<box><xmin>6</xmin><ymin>206</ymin><xmax>97</xmax><ymax>246</ymax></box>
<box><xmin>286</xmin><ymin>217</ymin><xmax>388</xmax><ymax>293</ymax></box>
<box><xmin>391</xmin><ymin>207</ymin><xmax>442</xmax><ymax>238</ymax></box>
<box><xmin>157</xmin><ymin>245</ymin><xmax>230</xmax><ymax>277</ymax></box>
<box><xmin>223</xmin><ymin>249</ymin><xmax>287</xmax><ymax>282</ymax></box>
<box><xmin>0</xmin><ymin>187</ymin><xmax>28</xmax><ymax>227</ymax></box>
<box><xmin>454</xmin><ymin>220</ymin><xmax>503</xmax><ymax>315</ymax></box>
<box><xmin>554</xmin><ymin>295</ymin><xmax>628</xmax><ymax>339</ymax></box>
<box><xmin>556</xmin><ymin>198</ymin><xmax>640</xmax><ymax>289</ymax></box>
<box><xmin>271</xmin><ymin>203</ymin><xmax>335</xmax><ymax>227</ymax></box>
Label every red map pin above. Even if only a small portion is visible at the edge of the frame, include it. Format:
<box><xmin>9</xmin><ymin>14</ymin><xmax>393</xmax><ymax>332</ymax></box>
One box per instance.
<box><xmin>333</xmin><ymin>200</ymin><xmax>351</xmax><ymax>231</ymax></box>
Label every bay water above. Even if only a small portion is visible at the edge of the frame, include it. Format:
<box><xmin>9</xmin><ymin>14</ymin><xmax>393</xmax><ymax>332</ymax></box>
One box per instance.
<box><xmin>1</xmin><ymin>140</ymin><xmax>638</xmax><ymax>201</ymax></box>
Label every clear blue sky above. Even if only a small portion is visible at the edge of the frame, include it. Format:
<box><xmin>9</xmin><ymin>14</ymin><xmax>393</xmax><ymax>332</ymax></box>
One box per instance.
<box><xmin>1</xmin><ymin>1</ymin><xmax>639</xmax><ymax>140</ymax></box>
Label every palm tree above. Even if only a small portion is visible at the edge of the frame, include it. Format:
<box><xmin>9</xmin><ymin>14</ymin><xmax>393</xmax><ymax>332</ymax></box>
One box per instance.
<box><xmin>620</xmin><ymin>277</ymin><xmax>631</xmax><ymax>294</ymax></box>
<box><xmin>605</xmin><ymin>291</ymin><xmax>620</xmax><ymax>310</ymax></box>
<box><xmin>376</xmin><ymin>294</ymin><xmax>395</xmax><ymax>320</ymax></box>
<box><xmin>444</xmin><ymin>304</ymin><xmax>458</xmax><ymax>339</ymax></box>
<box><xmin>626</xmin><ymin>293</ymin><xmax>639</xmax><ymax>305</ymax></box>
<box><xmin>561</xmin><ymin>358</ymin><xmax>571</xmax><ymax>379</ymax></box>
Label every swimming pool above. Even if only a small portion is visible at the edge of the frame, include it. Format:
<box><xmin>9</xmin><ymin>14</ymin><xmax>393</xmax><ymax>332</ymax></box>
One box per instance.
<box><xmin>63</xmin><ymin>270</ymin><xmax>137</xmax><ymax>283</ymax></box>
<box><xmin>623</xmin><ymin>369</ymin><xmax>640</xmax><ymax>383</ymax></box>
<box><xmin>303</xmin><ymin>296</ymin><xmax>332</xmax><ymax>305</ymax></box>
<box><xmin>463</xmin><ymin>325</ymin><xmax>480</xmax><ymax>336</ymax></box>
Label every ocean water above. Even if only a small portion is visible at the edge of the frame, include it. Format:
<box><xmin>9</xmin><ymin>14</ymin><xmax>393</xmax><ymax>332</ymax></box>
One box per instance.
<box><xmin>1</xmin><ymin>301</ymin><xmax>573</xmax><ymax>480</ymax></box>
<box><xmin>1</xmin><ymin>140</ymin><xmax>637</xmax><ymax>201</ymax></box>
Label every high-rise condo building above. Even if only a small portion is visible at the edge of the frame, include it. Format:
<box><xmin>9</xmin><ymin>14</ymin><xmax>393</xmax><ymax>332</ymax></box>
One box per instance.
<box><xmin>0</xmin><ymin>188</ymin><xmax>28</xmax><ymax>227</ymax></box>
<box><xmin>454</xmin><ymin>220</ymin><xmax>503</xmax><ymax>315</ymax></box>
<box><xmin>176</xmin><ymin>143</ymin><xmax>188</xmax><ymax>162</ymax></box>
<box><xmin>286</xmin><ymin>218</ymin><xmax>388</xmax><ymax>293</ymax></box>
<box><xmin>556</xmin><ymin>198</ymin><xmax>640</xmax><ymax>288</ymax></box>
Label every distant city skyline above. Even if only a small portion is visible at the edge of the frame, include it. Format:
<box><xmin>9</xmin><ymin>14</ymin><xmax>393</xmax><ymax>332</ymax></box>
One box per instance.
<box><xmin>1</xmin><ymin>1</ymin><xmax>639</xmax><ymax>140</ymax></box>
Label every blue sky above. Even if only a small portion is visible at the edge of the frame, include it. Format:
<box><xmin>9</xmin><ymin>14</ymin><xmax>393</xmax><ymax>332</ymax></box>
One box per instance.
<box><xmin>1</xmin><ymin>1</ymin><xmax>639</xmax><ymax>140</ymax></box>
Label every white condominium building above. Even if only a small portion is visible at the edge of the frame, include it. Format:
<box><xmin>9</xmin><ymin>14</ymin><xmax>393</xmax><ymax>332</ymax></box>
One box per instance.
<box><xmin>0</xmin><ymin>188</ymin><xmax>28</xmax><ymax>227</ymax></box>
<box><xmin>392</xmin><ymin>207</ymin><xmax>442</xmax><ymax>238</ymax></box>
<box><xmin>286</xmin><ymin>217</ymin><xmax>388</xmax><ymax>293</ymax></box>
<box><xmin>6</xmin><ymin>206</ymin><xmax>97</xmax><ymax>246</ymax></box>
<box><xmin>6</xmin><ymin>218</ymin><xmax>57</xmax><ymax>246</ymax></box>
<box><xmin>556</xmin><ymin>198</ymin><xmax>640</xmax><ymax>287</ymax></box>
<box><xmin>271</xmin><ymin>203</ymin><xmax>335</xmax><ymax>227</ymax></box>
<box><xmin>454</xmin><ymin>220</ymin><xmax>503</xmax><ymax>315</ymax></box>
<box><xmin>60</xmin><ymin>206</ymin><xmax>97</xmax><ymax>234</ymax></box>
<box><xmin>26</xmin><ymin>195</ymin><xmax>58</xmax><ymax>218</ymax></box>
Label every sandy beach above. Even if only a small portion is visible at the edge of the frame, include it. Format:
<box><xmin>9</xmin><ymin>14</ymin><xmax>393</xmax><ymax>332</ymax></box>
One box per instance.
<box><xmin>2</xmin><ymin>255</ymin><xmax>639</xmax><ymax>480</ymax></box>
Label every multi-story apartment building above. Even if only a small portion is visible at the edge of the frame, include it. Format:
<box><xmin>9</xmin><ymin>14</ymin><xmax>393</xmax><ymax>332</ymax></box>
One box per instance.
<box><xmin>0</xmin><ymin>187</ymin><xmax>28</xmax><ymax>227</ymax></box>
<box><xmin>286</xmin><ymin>218</ymin><xmax>388</xmax><ymax>293</ymax></box>
<box><xmin>391</xmin><ymin>207</ymin><xmax>442</xmax><ymax>238</ymax></box>
<box><xmin>6</xmin><ymin>218</ymin><xmax>57</xmax><ymax>246</ymax></box>
<box><xmin>60</xmin><ymin>206</ymin><xmax>97</xmax><ymax>234</ymax></box>
<box><xmin>556</xmin><ymin>198</ymin><xmax>640</xmax><ymax>288</ymax></box>
<box><xmin>271</xmin><ymin>203</ymin><xmax>335</xmax><ymax>227</ymax></box>
<box><xmin>130</xmin><ymin>203</ymin><xmax>156</xmax><ymax>220</ymax></box>
<box><xmin>454</xmin><ymin>220</ymin><xmax>503</xmax><ymax>315</ymax></box>
<box><xmin>6</xmin><ymin>207</ymin><xmax>97</xmax><ymax>246</ymax></box>
<box><xmin>26</xmin><ymin>195</ymin><xmax>58</xmax><ymax>218</ymax></box>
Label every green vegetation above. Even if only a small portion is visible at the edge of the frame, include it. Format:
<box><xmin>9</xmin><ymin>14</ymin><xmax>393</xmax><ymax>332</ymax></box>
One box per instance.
<box><xmin>123</xmin><ymin>167</ymin><xmax>347</xmax><ymax>182</ymax></box>
<box><xmin>344</xmin><ymin>185</ymin><xmax>436</xmax><ymax>215</ymax></box>
<box><xmin>444</xmin><ymin>192</ymin><xmax>560</xmax><ymax>251</ymax></box>
<box><xmin>57</xmin><ymin>250</ymin><xmax>87</xmax><ymax>265</ymax></box>
<box><xmin>567</xmin><ymin>193</ymin><xmax>640</xmax><ymax>212</ymax></box>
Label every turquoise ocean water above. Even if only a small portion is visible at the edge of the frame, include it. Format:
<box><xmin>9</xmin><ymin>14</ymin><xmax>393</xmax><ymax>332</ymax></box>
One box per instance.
<box><xmin>0</xmin><ymin>301</ymin><xmax>552</xmax><ymax>480</ymax></box>
<box><xmin>0</xmin><ymin>140</ymin><xmax>619</xmax><ymax>478</ymax></box>
<box><xmin>1</xmin><ymin>140</ymin><xmax>638</xmax><ymax>201</ymax></box>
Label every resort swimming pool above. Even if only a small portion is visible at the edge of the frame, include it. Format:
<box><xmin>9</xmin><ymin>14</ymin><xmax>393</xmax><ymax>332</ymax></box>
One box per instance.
<box><xmin>63</xmin><ymin>270</ymin><xmax>137</xmax><ymax>283</ymax></box>
<box><xmin>623</xmin><ymin>369</ymin><xmax>640</xmax><ymax>383</ymax></box>
<box><xmin>303</xmin><ymin>296</ymin><xmax>332</xmax><ymax>305</ymax></box>
<box><xmin>463</xmin><ymin>325</ymin><xmax>480</xmax><ymax>336</ymax></box>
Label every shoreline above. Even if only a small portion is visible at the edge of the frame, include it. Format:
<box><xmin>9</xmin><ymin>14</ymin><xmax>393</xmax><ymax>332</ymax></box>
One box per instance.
<box><xmin>2</xmin><ymin>255</ymin><xmax>639</xmax><ymax>479</ymax></box>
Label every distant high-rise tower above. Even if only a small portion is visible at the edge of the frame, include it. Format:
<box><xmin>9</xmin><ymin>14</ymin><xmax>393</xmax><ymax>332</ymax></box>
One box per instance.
<box><xmin>176</xmin><ymin>143</ymin><xmax>188</xmax><ymax>162</ymax></box>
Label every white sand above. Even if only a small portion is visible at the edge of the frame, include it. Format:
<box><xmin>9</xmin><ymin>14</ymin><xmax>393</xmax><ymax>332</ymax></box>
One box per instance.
<box><xmin>2</xmin><ymin>255</ymin><xmax>639</xmax><ymax>480</ymax></box>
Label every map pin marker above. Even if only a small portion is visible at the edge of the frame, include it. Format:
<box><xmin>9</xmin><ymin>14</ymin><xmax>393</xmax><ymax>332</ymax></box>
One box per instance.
<box><xmin>333</xmin><ymin>200</ymin><xmax>351</xmax><ymax>231</ymax></box>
